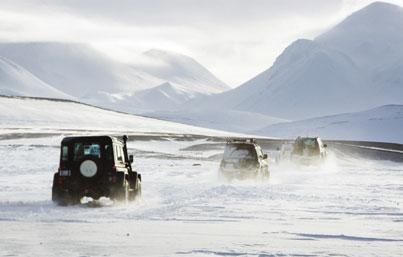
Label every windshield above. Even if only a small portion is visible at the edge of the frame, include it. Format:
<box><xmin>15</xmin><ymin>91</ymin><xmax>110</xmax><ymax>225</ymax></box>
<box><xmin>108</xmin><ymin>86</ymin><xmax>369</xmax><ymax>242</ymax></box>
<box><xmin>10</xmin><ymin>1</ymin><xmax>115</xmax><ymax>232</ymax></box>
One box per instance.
<box><xmin>73</xmin><ymin>143</ymin><xmax>101</xmax><ymax>161</ymax></box>
<box><xmin>223</xmin><ymin>144</ymin><xmax>257</xmax><ymax>160</ymax></box>
<box><xmin>293</xmin><ymin>138</ymin><xmax>319</xmax><ymax>155</ymax></box>
<box><xmin>302</xmin><ymin>138</ymin><xmax>317</xmax><ymax>148</ymax></box>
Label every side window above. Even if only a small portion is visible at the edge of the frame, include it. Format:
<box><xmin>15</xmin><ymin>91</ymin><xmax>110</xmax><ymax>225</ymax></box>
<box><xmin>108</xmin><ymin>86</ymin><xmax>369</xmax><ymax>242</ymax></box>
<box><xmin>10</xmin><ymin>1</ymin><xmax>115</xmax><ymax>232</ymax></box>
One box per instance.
<box><xmin>104</xmin><ymin>145</ymin><xmax>113</xmax><ymax>161</ymax></box>
<box><xmin>115</xmin><ymin>145</ymin><xmax>125</xmax><ymax>163</ymax></box>
<box><xmin>256</xmin><ymin>146</ymin><xmax>263</xmax><ymax>157</ymax></box>
<box><xmin>115</xmin><ymin>145</ymin><xmax>120</xmax><ymax>161</ymax></box>
<box><xmin>119</xmin><ymin>146</ymin><xmax>125</xmax><ymax>162</ymax></box>
<box><xmin>61</xmin><ymin>146</ymin><xmax>68</xmax><ymax>161</ymax></box>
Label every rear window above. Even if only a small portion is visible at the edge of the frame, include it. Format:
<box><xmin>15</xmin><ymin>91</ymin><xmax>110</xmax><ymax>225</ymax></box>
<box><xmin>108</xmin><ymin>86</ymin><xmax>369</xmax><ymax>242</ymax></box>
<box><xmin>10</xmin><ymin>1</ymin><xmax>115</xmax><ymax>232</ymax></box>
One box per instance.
<box><xmin>73</xmin><ymin>143</ymin><xmax>101</xmax><ymax>161</ymax></box>
<box><xmin>223</xmin><ymin>144</ymin><xmax>257</xmax><ymax>160</ymax></box>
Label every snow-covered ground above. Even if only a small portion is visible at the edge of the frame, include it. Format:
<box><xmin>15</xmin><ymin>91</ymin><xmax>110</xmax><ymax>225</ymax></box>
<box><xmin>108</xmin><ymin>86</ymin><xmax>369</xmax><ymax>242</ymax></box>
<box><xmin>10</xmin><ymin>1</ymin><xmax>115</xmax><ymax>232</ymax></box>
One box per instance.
<box><xmin>0</xmin><ymin>133</ymin><xmax>402</xmax><ymax>256</ymax></box>
<box><xmin>0</xmin><ymin>96</ymin><xmax>237</xmax><ymax>137</ymax></box>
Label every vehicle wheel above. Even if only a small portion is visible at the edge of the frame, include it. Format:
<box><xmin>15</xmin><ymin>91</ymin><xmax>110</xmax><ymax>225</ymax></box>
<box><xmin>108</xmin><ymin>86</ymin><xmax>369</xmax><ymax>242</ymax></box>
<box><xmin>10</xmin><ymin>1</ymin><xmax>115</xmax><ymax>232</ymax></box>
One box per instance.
<box><xmin>52</xmin><ymin>188</ymin><xmax>79</xmax><ymax>206</ymax></box>
<box><xmin>128</xmin><ymin>183</ymin><xmax>141</xmax><ymax>201</ymax></box>
<box><xmin>112</xmin><ymin>181</ymin><xmax>128</xmax><ymax>202</ymax></box>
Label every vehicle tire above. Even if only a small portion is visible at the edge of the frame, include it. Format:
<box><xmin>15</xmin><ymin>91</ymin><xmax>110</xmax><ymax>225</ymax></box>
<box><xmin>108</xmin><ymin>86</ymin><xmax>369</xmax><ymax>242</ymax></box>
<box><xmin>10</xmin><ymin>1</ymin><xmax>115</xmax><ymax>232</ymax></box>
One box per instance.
<box><xmin>128</xmin><ymin>174</ymin><xmax>141</xmax><ymax>201</ymax></box>
<box><xmin>52</xmin><ymin>188</ymin><xmax>79</xmax><ymax>206</ymax></box>
<box><xmin>111</xmin><ymin>176</ymin><xmax>128</xmax><ymax>202</ymax></box>
<box><xmin>129</xmin><ymin>183</ymin><xmax>141</xmax><ymax>201</ymax></box>
<box><xmin>52</xmin><ymin>173</ymin><xmax>79</xmax><ymax>206</ymax></box>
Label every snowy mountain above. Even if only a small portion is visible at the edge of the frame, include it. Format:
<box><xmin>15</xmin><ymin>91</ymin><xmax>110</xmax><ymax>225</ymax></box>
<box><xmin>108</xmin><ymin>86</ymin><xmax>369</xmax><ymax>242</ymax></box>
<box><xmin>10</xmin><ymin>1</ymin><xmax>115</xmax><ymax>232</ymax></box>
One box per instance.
<box><xmin>0</xmin><ymin>43</ymin><xmax>228</xmax><ymax>112</ymax></box>
<box><xmin>137</xmin><ymin>49</ymin><xmax>229</xmax><ymax>94</ymax></box>
<box><xmin>0</xmin><ymin>42</ymin><xmax>162</xmax><ymax>98</ymax></box>
<box><xmin>0</xmin><ymin>96</ymin><xmax>236</xmax><ymax>137</ymax></box>
<box><xmin>0</xmin><ymin>56</ymin><xmax>71</xmax><ymax>99</ymax></box>
<box><xmin>131</xmin><ymin>82</ymin><xmax>197</xmax><ymax>111</ymax></box>
<box><xmin>187</xmin><ymin>2</ymin><xmax>403</xmax><ymax>120</ymax></box>
<box><xmin>255</xmin><ymin>104</ymin><xmax>403</xmax><ymax>143</ymax></box>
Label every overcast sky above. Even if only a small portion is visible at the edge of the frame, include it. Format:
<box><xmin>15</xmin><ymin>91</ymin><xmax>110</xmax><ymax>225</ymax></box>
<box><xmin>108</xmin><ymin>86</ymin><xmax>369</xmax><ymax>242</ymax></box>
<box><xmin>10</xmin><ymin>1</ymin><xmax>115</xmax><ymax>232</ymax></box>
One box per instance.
<box><xmin>0</xmin><ymin>0</ymin><xmax>402</xmax><ymax>86</ymax></box>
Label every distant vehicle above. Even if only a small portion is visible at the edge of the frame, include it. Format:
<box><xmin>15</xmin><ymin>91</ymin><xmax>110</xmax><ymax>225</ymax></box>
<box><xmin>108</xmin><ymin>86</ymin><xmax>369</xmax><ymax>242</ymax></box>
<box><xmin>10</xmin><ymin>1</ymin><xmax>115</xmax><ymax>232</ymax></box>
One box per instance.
<box><xmin>52</xmin><ymin>135</ymin><xmax>141</xmax><ymax>205</ymax></box>
<box><xmin>290</xmin><ymin>137</ymin><xmax>327</xmax><ymax>163</ymax></box>
<box><xmin>219</xmin><ymin>138</ymin><xmax>269</xmax><ymax>179</ymax></box>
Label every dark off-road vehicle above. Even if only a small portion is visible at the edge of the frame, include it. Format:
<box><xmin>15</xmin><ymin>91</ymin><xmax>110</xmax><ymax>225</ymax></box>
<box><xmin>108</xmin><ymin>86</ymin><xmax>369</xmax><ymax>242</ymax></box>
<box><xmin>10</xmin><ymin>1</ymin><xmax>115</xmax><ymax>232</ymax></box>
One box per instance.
<box><xmin>52</xmin><ymin>135</ymin><xmax>141</xmax><ymax>205</ymax></box>
<box><xmin>219</xmin><ymin>138</ymin><xmax>269</xmax><ymax>179</ymax></box>
<box><xmin>290</xmin><ymin>137</ymin><xmax>327</xmax><ymax>163</ymax></box>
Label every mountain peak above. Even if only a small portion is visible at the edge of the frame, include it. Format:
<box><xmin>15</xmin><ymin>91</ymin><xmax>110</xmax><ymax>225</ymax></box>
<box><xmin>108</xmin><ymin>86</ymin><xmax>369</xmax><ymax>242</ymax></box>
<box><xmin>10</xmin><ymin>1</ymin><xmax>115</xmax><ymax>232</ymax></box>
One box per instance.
<box><xmin>347</xmin><ymin>1</ymin><xmax>403</xmax><ymax>24</ymax></box>
<box><xmin>317</xmin><ymin>1</ymin><xmax>403</xmax><ymax>41</ymax></box>
<box><xmin>362</xmin><ymin>1</ymin><xmax>401</xmax><ymax>12</ymax></box>
<box><xmin>139</xmin><ymin>49</ymin><xmax>229</xmax><ymax>93</ymax></box>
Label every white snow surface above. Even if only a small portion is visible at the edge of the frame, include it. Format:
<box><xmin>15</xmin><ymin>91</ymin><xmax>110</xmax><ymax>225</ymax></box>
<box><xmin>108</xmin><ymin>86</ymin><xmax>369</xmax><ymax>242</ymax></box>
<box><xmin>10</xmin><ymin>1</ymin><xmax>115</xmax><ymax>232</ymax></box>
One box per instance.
<box><xmin>186</xmin><ymin>2</ymin><xmax>403</xmax><ymax>120</ymax></box>
<box><xmin>0</xmin><ymin>134</ymin><xmax>402</xmax><ymax>256</ymax></box>
<box><xmin>256</xmin><ymin>104</ymin><xmax>403</xmax><ymax>143</ymax></box>
<box><xmin>0</xmin><ymin>96</ymin><xmax>237</xmax><ymax>137</ymax></box>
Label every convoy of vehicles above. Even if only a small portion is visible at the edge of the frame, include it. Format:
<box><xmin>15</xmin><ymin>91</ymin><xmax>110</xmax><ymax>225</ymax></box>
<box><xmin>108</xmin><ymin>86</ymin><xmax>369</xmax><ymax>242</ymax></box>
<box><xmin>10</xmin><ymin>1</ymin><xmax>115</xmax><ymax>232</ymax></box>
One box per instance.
<box><xmin>52</xmin><ymin>135</ymin><xmax>141</xmax><ymax>205</ymax></box>
<box><xmin>219</xmin><ymin>138</ymin><xmax>269</xmax><ymax>179</ymax></box>
<box><xmin>51</xmin><ymin>135</ymin><xmax>328</xmax><ymax>206</ymax></box>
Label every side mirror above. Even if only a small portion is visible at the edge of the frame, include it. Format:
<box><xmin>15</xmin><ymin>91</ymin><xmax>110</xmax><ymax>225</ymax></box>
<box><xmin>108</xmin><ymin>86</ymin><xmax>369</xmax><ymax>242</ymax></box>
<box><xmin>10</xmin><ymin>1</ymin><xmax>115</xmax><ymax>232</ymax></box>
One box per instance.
<box><xmin>129</xmin><ymin>154</ymin><xmax>134</xmax><ymax>163</ymax></box>
<box><xmin>263</xmin><ymin>154</ymin><xmax>268</xmax><ymax>159</ymax></box>
<box><xmin>323</xmin><ymin>144</ymin><xmax>327</xmax><ymax>148</ymax></box>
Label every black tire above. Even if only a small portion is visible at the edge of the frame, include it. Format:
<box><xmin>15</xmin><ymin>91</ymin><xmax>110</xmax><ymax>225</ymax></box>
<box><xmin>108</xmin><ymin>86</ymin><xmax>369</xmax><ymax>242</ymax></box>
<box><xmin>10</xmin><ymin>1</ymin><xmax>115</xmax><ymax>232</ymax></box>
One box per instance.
<box><xmin>128</xmin><ymin>175</ymin><xmax>141</xmax><ymax>201</ymax></box>
<box><xmin>113</xmin><ymin>184</ymin><xmax>128</xmax><ymax>202</ymax></box>
<box><xmin>129</xmin><ymin>182</ymin><xmax>141</xmax><ymax>201</ymax></box>
<box><xmin>111</xmin><ymin>174</ymin><xmax>128</xmax><ymax>202</ymax></box>
<box><xmin>52</xmin><ymin>173</ymin><xmax>79</xmax><ymax>206</ymax></box>
<box><xmin>52</xmin><ymin>188</ymin><xmax>79</xmax><ymax>206</ymax></box>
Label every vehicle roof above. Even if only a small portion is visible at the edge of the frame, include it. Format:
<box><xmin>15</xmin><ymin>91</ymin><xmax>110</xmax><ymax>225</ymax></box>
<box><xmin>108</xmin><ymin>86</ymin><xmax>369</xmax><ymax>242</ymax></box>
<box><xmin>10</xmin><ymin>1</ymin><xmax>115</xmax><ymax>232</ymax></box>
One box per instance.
<box><xmin>227</xmin><ymin>141</ymin><xmax>257</xmax><ymax>146</ymax></box>
<box><xmin>61</xmin><ymin>135</ymin><xmax>123</xmax><ymax>144</ymax></box>
<box><xmin>296</xmin><ymin>137</ymin><xmax>320</xmax><ymax>140</ymax></box>
<box><xmin>226</xmin><ymin>138</ymin><xmax>258</xmax><ymax>145</ymax></box>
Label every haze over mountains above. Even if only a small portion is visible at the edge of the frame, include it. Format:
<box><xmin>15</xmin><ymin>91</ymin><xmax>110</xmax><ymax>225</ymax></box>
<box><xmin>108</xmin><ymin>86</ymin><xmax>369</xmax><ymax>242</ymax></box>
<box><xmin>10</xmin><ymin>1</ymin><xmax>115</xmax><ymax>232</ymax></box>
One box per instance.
<box><xmin>0</xmin><ymin>2</ymin><xmax>402</xmax><ymax>142</ymax></box>
<box><xmin>0</xmin><ymin>42</ymin><xmax>228</xmax><ymax>112</ymax></box>
<box><xmin>148</xmin><ymin>2</ymin><xmax>403</xmax><ymax>135</ymax></box>
<box><xmin>186</xmin><ymin>2</ymin><xmax>403</xmax><ymax>121</ymax></box>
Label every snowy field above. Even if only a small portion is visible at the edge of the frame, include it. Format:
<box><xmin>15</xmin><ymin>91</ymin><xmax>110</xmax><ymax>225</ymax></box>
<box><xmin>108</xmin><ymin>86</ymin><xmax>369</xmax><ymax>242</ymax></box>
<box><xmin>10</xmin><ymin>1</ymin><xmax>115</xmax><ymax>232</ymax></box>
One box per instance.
<box><xmin>0</xmin><ymin>133</ymin><xmax>402</xmax><ymax>257</ymax></box>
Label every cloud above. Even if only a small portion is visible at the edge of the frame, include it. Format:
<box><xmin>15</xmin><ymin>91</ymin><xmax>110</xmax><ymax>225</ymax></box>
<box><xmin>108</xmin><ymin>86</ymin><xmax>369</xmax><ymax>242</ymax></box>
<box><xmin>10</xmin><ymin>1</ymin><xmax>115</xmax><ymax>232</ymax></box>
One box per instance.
<box><xmin>0</xmin><ymin>0</ymin><xmax>401</xmax><ymax>86</ymax></box>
